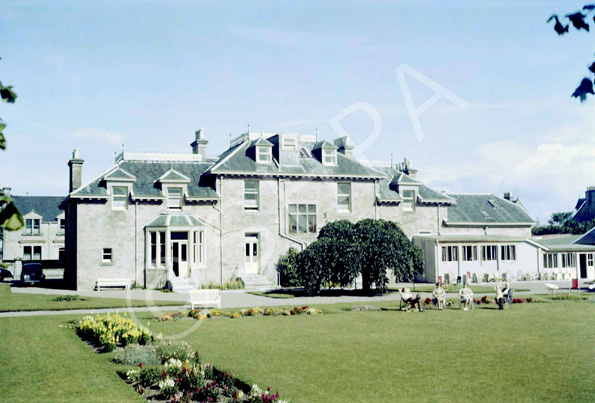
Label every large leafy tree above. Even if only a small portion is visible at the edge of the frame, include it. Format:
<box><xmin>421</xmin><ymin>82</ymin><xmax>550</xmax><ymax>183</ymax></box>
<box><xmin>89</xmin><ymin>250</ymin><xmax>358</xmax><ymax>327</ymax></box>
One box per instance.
<box><xmin>548</xmin><ymin>5</ymin><xmax>595</xmax><ymax>101</ymax></box>
<box><xmin>283</xmin><ymin>219</ymin><xmax>423</xmax><ymax>295</ymax></box>
<box><xmin>0</xmin><ymin>57</ymin><xmax>24</xmax><ymax>231</ymax></box>
<box><xmin>532</xmin><ymin>211</ymin><xmax>595</xmax><ymax>235</ymax></box>
<box><xmin>353</xmin><ymin>219</ymin><xmax>423</xmax><ymax>293</ymax></box>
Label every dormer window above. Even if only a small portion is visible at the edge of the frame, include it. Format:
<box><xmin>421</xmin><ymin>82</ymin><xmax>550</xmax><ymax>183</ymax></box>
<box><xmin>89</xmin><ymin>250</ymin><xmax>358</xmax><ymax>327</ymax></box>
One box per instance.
<box><xmin>112</xmin><ymin>186</ymin><xmax>129</xmax><ymax>210</ymax></box>
<box><xmin>25</xmin><ymin>218</ymin><xmax>41</xmax><ymax>235</ymax></box>
<box><xmin>257</xmin><ymin>146</ymin><xmax>272</xmax><ymax>163</ymax></box>
<box><xmin>323</xmin><ymin>149</ymin><xmax>337</xmax><ymax>166</ymax></box>
<box><xmin>282</xmin><ymin>136</ymin><xmax>298</xmax><ymax>151</ymax></box>
<box><xmin>402</xmin><ymin>189</ymin><xmax>415</xmax><ymax>211</ymax></box>
<box><xmin>167</xmin><ymin>187</ymin><xmax>183</xmax><ymax>210</ymax></box>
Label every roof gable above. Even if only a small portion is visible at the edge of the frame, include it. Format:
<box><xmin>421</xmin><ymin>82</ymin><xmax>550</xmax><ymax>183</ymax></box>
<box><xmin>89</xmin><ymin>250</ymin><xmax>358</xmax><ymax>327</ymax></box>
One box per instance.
<box><xmin>104</xmin><ymin>167</ymin><xmax>136</xmax><ymax>181</ymax></box>
<box><xmin>157</xmin><ymin>168</ymin><xmax>191</xmax><ymax>183</ymax></box>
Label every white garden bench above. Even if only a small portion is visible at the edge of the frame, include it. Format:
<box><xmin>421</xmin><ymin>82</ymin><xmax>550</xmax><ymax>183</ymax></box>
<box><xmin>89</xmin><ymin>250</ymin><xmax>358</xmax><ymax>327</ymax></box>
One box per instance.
<box><xmin>96</xmin><ymin>278</ymin><xmax>131</xmax><ymax>291</ymax></box>
<box><xmin>545</xmin><ymin>283</ymin><xmax>559</xmax><ymax>294</ymax></box>
<box><xmin>189</xmin><ymin>289</ymin><xmax>221</xmax><ymax>309</ymax></box>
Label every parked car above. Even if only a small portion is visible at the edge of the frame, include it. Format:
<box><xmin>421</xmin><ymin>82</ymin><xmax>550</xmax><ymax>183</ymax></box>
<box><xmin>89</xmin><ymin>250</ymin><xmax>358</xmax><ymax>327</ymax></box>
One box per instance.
<box><xmin>20</xmin><ymin>263</ymin><xmax>45</xmax><ymax>285</ymax></box>
<box><xmin>0</xmin><ymin>267</ymin><xmax>14</xmax><ymax>282</ymax></box>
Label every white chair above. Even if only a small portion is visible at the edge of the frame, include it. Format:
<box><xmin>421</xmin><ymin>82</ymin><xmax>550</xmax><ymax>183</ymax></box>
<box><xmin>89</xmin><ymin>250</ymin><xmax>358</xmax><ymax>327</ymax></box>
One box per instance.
<box><xmin>545</xmin><ymin>283</ymin><xmax>559</xmax><ymax>294</ymax></box>
<box><xmin>188</xmin><ymin>289</ymin><xmax>221</xmax><ymax>309</ymax></box>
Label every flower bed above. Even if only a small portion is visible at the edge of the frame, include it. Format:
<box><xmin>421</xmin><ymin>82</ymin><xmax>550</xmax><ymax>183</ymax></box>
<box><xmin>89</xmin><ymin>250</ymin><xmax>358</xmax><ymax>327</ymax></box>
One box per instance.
<box><xmin>124</xmin><ymin>354</ymin><xmax>287</xmax><ymax>402</ymax></box>
<box><xmin>188</xmin><ymin>306</ymin><xmax>323</xmax><ymax>321</ymax></box>
<box><xmin>76</xmin><ymin>312</ymin><xmax>152</xmax><ymax>351</ymax></box>
<box><xmin>158</xmin><ymin>312</ymin><xmax>186</xmax><ymax>322</ymax></box>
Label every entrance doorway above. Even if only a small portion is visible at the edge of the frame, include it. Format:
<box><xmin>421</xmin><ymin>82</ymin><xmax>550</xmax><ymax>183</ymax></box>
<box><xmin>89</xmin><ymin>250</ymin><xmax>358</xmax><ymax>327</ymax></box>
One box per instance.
<box><xmin>579</xmin><ymin>254</ymin><xmax>588</xmax><ymax>279</ymax></box>
<box><xmin>171</xmin><ymin>232</ymin><xmax>188</xmax><ymax>278</ymax></box>
<box><xmin>245</xmin><ymin>233</ymin><xmax>259</xmax><ymax>275</ymax></box>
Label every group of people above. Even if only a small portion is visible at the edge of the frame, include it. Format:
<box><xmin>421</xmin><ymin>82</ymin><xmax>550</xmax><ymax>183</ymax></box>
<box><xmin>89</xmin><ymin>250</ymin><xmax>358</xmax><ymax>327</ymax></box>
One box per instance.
<box><xmin>400</xmin><ymin>281</ymin><xmax>512</xmax><ymax>311</ymax></box>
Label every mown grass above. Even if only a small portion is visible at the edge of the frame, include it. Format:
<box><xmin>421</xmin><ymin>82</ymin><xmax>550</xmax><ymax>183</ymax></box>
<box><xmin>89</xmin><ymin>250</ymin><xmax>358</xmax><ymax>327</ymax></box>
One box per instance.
<box><xmin>0</xmin><ymin>314</ymin><xmax>144</xmax><ymax>402</ymax></box>
<box><xmin>150</xmin><ymin>300</ymin><xmax>595</xmax><ymax>403</ymax></box>
<box><xmin>0</xmin><ymin>284</ymin><xmax>184</xmax><ymax>312</ymax></box>
<box><xmin>2</xmin><ymin>299</ymin><xmax>594</xmax><ymax>402</ymax></box>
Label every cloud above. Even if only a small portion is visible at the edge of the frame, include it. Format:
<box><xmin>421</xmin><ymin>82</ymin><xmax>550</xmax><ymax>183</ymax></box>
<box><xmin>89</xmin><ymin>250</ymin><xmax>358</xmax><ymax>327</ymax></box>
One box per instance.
<box><xmin>419</xmin><ymin>137</ymin><xmax>595</xmax><ymax>222</ymax></box>
<box><xmin>70</xmin><ymin>128</ymin><xmax>125</xmax><ymax>147</ymax></box>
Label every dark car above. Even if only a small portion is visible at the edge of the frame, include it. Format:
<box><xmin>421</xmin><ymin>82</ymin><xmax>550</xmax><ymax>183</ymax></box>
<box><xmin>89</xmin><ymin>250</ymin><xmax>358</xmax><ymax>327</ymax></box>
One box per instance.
<box><xmin>0</xmin><ymin>267</ymin><xmax>13</xmax><ymax>282</ymax></box>
<box><xmin>20</xmin><ymin>263</ymin><xmax>45</xmax><ymax>285</ymax></box>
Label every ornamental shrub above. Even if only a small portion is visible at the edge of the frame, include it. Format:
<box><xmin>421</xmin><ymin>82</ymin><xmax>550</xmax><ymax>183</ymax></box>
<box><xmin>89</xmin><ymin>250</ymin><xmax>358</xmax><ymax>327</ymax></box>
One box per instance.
<box><xmin>76</xmin><ymin>313</ymin><xmax>152</xmax><ymax>351</ymax></box>
<box><xmin>154</xmin><ymin>340</ymin><xmax>194</xmax><ymax>362</ymax></box>
<box><xmin>113</xmin><ymin>344</ymin><xmax>161</xmax><ymax>366</ymax></box>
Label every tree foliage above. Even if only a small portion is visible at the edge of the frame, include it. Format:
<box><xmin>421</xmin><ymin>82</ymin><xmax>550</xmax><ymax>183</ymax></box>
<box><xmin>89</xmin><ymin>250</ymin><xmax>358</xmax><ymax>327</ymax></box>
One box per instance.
<box><xmin>277</xmin><ymin>219</ymin><xmax>424</xmax><ymax>295</ymax></box>
<box><xmin>548</xmin><ymin>5</ymin><xmax>595</xmax><ymax>101</ymax></box>
<box><xmin>275</xmin><ymin>247</ymin><xmax>301</xmax><ymax>287</ymax></box>
<box><xmin>353</xmin><ymin>219</ymin><xmax>423</xmax><ymax>293</ymax></box>
<box><xmin>0</xmin><ymin>56</ymin><xmax>24</xmax><ymax>231</ymax></box>
<box><xmin>532</xmin><ymin>211</ymin><xmax>595</xmax><ymax>235</ymax></box>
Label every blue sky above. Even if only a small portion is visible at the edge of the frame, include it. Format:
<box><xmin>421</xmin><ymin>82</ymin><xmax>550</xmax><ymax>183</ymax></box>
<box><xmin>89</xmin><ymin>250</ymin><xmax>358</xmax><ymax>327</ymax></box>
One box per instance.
<box><xmin>1</xmin><ymin>0</ymin><xmax>594</xmax><ymax>223</ymax></box>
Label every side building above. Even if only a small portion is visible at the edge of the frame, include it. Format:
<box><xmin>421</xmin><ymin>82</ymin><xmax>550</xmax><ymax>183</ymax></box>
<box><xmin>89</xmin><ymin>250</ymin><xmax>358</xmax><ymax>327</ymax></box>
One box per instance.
<box><xmin>0</xmin><ymin>188</ymin><xmax>66</xmax><ymax>277</ymax></box>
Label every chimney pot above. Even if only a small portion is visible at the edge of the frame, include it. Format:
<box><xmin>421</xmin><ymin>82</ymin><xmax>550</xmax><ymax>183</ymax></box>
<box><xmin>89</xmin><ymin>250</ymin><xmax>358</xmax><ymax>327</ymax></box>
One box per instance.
<box><xmin>68</xmin><ymin>149</ymin><xmax>84</xmax><ymax>193</ymax></box>
<box><xmin>2</xmin><ymin>186</ymin><xmax>11</xmax><ymax>197</ymax></box>
<box><xmin>191</xmin><ymin>129</ymin><xmax>208</xmax><ymax>159</ymax></box>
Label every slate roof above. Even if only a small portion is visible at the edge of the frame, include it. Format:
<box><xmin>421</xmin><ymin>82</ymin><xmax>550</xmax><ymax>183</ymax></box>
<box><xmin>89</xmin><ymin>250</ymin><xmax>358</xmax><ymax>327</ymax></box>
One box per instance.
<box><xmin>375</xmin><ymin>167</ymin><xmax>453</xmax><ymax>204</ymax></box>
<box><xmin>573</xmin><ymin>198</ymin><xmax>595</xmax><ymax>223</ymax></box>
<box><xmin>531</xmin><ymin>235</ymin><xmax>595</xmax><ymax>251</ymax></box>
<box><xmin>414</xmin><ymin>234</ymin><xmax>528</xmax><ymax>243</ymax></box>
<box><xmin>446</xmin><ymin>194</ymin><xmax>535</xmax><ymax>224</ymax></box>
<box><xmin>72</xmin><ymin>161</ymin><xmax>219</xmax><ymax>199</ymax></box>
<box><xmin>12</xmin><ymin>196</ymin><xmax>64</xmax><ymax>222</ymax></box>
<box><xmin>209</xmin><ymin>140</ymin><xmax>384</xmax><ymax>178</ymax></box>
<box><xmin>575</xmin><ymin>227</ymin><xmax>595</xmax><ymax>245</ymax></box>
<box><xmin>575</xmin><ymin>198</ymin><xmax>585</xmax><ymax>211</ymax></box>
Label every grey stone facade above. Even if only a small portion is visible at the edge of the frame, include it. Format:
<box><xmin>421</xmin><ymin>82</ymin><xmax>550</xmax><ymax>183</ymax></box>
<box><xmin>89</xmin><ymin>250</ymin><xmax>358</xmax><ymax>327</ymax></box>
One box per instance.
<box><xmin>62</xmin><ymin>130</ymin><xmax>544</xmax><ymax>290</ymax></box>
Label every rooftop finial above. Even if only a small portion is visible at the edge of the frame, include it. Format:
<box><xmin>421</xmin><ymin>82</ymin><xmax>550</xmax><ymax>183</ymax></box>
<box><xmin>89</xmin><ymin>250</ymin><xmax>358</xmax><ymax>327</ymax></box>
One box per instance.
<box><xmin>122</xmin><ymin>143</ymin><xmax>125</xmax><ymax>153</ymax></box>
<box><xmin>247</xmin><ymin>123</ymin><xmax>250</xmax><ymax>134</ymax></box>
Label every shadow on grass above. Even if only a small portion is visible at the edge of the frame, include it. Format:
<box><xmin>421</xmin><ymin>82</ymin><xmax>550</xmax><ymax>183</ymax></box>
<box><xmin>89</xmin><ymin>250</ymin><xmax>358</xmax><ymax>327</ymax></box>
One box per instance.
<box><xmin>251</xmin><ymin>288</ymin><xmax>395</xmax><ymax>299</ymax></box>
<box><xmin>10</xmin><ymin>278</ymin><xmax>72</xmax><ymax>290</ymax></box>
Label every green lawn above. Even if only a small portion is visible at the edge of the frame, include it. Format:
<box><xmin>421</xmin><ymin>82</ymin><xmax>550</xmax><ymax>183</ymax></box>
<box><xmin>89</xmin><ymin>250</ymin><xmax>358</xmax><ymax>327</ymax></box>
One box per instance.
<box><xmin>0</xmin><ymin>314</ymin><xmax>145</xmax><ymax>402</ymax></box>
<box><xmin>150</xmin><ymin>300</ymin><xmax>595</xmax><ymax>402</ymax></box>
<box><xmin>0</xmin><ymin>284</ymin><xmax>185</xmax><ymax>312</ymax></box>
<box><xmin>1</xmin><ymin>299</ymin><xmax>594</xmax><ymax>402</ymax></box>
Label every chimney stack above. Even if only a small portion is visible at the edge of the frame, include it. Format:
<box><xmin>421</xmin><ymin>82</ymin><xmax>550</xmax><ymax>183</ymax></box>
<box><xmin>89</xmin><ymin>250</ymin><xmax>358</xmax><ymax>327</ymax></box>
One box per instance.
<box><xmin>586</xmin><ymin>186</ymin><xmax>595</xmax><ymax>205</ymax></box>
<box><xmin>503</xmin><ymin>192</ymin><xmax>512</xmax><ymax>201</ymax></box>
<box><xmin>2</xmin><ymin>186</ymin><xmax>11</xmax><ymax>197</ymax></box>
<box><xmin>68</xmin><ymin>148</ymin><xmax>84</xmax><ymax>193</ymax></box>
<box><xmin>191</xmin><ymin>128</ymin><xmax>208</xmax><ymax>160</ymax></box>
<box><xmin>333</xmin><ymin>136</ymin><xmax>354</xmax><ymax>158</ymax></box>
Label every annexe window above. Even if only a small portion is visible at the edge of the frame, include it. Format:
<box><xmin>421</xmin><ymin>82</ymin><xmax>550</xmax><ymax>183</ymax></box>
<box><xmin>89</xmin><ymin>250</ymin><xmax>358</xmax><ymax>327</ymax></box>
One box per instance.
<box><xmin>25</xmin><ymin>218</ymin><xmax>41</xmax><ymax>235</ymax></box>
<box><xmin>337</xmin><ymin>183</ymin><xmax>351</xmax><ymax>212</ymax></box>
<box><xmin>23</xmin><ymin>246</ymin><xmax>42</xmax><ymax>260</ymax></box>
<box><xmin>482</xmin><ymin>245</ymin><xmax>497</xmax><ymax>261</ymax></box>
<box><xmin>501</xmin><ymin>245</ymin><xmax>516</xmax><ymax>261</ymax></box>
<box><xmin>462</xmin><ymin>245</ymin><xmax>478</xmax><ymax>261</ymax></box>
<box><xmin>402</xmin><ymin>190</ymin><xmax>415</xmax><ymax>212</ymax></box>
<box><xmin>442</xmin><ymin>246</ymin><xmax>458</xmax><ymax>262</ymax></box>
<box><xmin>149</xmin><ymin>231</ymin><xmax>166</xmax><ymax>267</ymax></box>
<box><xmin>59</xmin><ymin>219</ymin><xmax>66</xmax><ymax>232</ymax></box>
<box><xmin>167</xmin><ymin>187</ymin><xmax>183</xmax><ymax>210</ymax></box>
<box><xmin>544</xmin><ymin>253</ymin><xmax>558</xmax><ymax>269</ymax></box>
<box><xmin>561</xmin><ymin>253</ymin><xmax>576</xmax><ymax>268</ymax></box>
<box><xmin>288</xmin><ymin>204</ymin><xmax>317</xmax><ymax>234</ymax></box>
<box><xmin>112</xmin><ymin>186</ymin><xmax>129</xmax><ymax>210</ymax></box>
<box><xmin>588</xmin><ymin>253</ymin><xmax>594</xmax><ymax>267</ymax></box>
<box><xmin>244</xmin><ymin>180</ymin><xmax>259</xmax><ymax>210</ymax></box>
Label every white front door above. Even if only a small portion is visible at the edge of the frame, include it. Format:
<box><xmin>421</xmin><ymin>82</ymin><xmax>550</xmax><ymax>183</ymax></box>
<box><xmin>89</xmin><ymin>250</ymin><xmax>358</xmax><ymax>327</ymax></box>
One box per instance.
<box><xmin>245</xmin><ymin>234</ymin><xmax>259</xmax><ymax>275</ymax></box>
<box><xmin>171</xmin><ymin>241</ymin><xmax>188</xmax><ymax>278</ymax></box>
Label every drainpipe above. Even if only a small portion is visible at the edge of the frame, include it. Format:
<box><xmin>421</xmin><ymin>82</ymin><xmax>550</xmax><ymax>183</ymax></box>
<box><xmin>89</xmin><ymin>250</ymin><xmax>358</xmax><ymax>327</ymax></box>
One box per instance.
<box><xmin>134</xmin><ymin>202</ymin><xmax>137</xmax><ymax>287</ymax></box>
<box><xmin>374</xmin><ymin>180</ymin><xmax>378</xmax><ymax>220</ymax></box>
<box><xmin>437</xmin><ymin>206</ymin><xmax>441</xmax><ymax>236</ymax></box>
<box><xmin>210</xmin><ymin>201</ymin><xmax>224</xmax><ymax>285</ymax></box>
